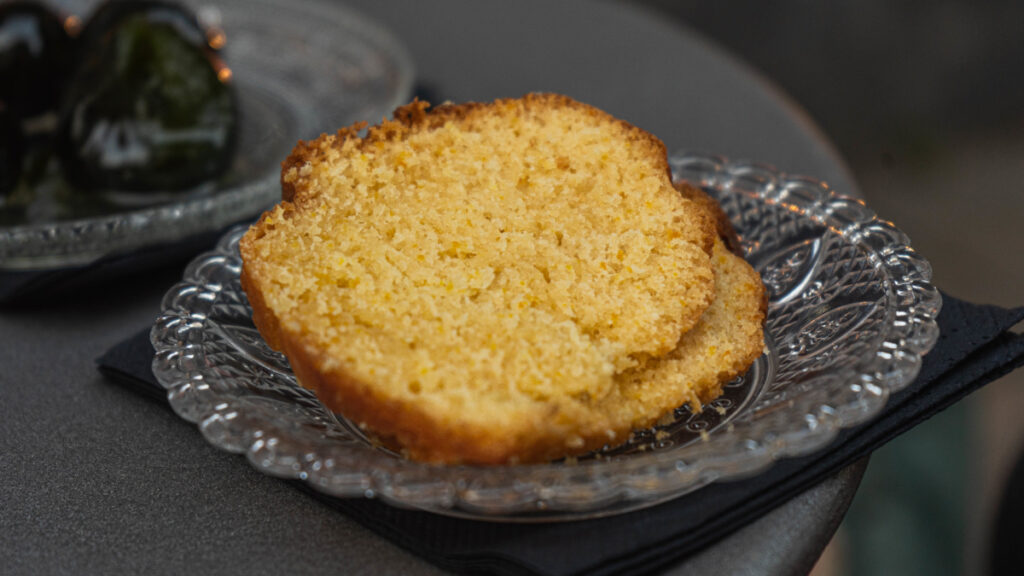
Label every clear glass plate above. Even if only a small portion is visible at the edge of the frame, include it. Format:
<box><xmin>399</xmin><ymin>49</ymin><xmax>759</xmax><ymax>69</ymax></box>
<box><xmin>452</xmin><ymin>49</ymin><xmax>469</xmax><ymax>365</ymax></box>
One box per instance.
<box><xmin>0</xmin><ymin>0</ymin><xmax>413</xmax><ymax>269</ymax></box>
<box><xmin>150</xmin><ymin>153</ymin><xmax>941</xmax><ymax>521</ymax></box>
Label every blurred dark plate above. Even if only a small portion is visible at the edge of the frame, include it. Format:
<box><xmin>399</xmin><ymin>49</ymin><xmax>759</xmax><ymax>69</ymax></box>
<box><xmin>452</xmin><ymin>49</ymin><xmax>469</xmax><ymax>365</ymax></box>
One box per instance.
<box><xmin>0</xmin><ymin>0</ymin><xmax>413</xmax><ymax>272</ymax></box>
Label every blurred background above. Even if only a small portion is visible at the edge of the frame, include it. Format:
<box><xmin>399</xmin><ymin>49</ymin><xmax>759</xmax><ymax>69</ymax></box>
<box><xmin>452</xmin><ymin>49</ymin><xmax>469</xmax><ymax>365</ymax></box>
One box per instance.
<box><xmin>630</xmin><ymin>1</ymin><xmax>1024</xmax><ymax>574</ymax></box>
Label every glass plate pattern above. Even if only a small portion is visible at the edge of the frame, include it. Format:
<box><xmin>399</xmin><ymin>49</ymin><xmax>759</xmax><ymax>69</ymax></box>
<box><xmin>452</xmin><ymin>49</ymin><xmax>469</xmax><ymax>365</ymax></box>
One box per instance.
<box><xmin>151</xmin><ymin>153</ymin><xmax>941</xmax><ymax>521</ymax></box>
<box><xmin>1</xmin><ymin>0</ymin><xmax>413</xmax><ymax>269</ymax></box>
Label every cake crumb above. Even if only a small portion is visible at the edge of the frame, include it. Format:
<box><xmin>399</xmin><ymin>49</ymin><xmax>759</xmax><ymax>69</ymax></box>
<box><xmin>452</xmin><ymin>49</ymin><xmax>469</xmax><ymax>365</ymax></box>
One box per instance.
<box><xmin>656</xmin><ymin>412</ymin><xmax>677</xmax><ymax>427</ymax></box>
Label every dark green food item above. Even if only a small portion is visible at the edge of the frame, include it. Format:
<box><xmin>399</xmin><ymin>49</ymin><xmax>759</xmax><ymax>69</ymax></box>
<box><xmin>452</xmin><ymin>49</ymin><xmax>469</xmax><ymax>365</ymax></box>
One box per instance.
<box><xmin>58</xmin><ymin>0</ymin><xmax>238</xmax><ymax>193</ymax></box>
<box><xmin>1</xmin><ymin>103</ymin><xmax>23</xmax><ymax>197</ymax></box>
<box><xmin>0</xmin><ymin>1</ymin><xmax>74</xmax><ymax>118</ymax></box>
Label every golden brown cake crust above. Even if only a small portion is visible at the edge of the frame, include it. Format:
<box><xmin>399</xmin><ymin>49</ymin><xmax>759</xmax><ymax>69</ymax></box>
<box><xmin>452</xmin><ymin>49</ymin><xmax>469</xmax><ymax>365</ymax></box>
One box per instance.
<box><xmin>675</xmin><ymin>181</ymin><xmax>743</xmax><ymax>256</ymax></box>
<box><xmin>674</xmin><ymin>181</ymin><xmax>770</xmax><ymax>323</ymax></box>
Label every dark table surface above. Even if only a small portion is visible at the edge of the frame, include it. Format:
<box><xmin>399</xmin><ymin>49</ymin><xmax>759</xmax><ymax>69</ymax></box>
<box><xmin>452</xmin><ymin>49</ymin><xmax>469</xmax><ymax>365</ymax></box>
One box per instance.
<box><xmin>0</xmin><ymin>1</ymin><xmax>866</xmax><ymax>574</ymax></box>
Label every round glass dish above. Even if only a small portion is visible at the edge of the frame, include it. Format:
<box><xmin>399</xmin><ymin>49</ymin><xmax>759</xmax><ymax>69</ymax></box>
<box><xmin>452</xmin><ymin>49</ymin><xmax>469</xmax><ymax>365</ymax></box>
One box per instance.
<box><xmin>151</xmin><ymin>153</ymin><xmax>941</xmax><ymax>521</ymax></box>
<box><xmin>0</xmin><ymin>0</ymin><xmax>413</xmax><ymax>269</ymax></box>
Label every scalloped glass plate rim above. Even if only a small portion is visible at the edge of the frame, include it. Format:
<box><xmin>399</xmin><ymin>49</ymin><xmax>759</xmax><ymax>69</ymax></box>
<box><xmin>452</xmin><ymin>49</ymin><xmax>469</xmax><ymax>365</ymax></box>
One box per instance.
<box><xmin>150</xmin><ymin>152</ymin><xmax>942</xmax><ymax>521</ymax></box>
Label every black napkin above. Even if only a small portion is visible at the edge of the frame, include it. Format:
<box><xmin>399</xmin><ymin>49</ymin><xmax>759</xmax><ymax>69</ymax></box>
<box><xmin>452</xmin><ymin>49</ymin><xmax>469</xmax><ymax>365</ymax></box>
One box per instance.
<box><xmin>98</xmin><ymin>293</ymin><xmax>1024</xmax><ymax>576</ymax></box>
